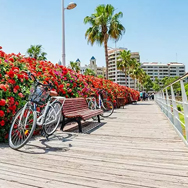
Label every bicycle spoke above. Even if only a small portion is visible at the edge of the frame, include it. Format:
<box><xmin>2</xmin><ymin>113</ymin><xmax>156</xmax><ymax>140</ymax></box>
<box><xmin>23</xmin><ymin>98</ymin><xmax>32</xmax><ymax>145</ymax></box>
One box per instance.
<box><xmin>9</xmin><ymin>105</ymin><xmax>36</xmax><ymax>150</ymax></box>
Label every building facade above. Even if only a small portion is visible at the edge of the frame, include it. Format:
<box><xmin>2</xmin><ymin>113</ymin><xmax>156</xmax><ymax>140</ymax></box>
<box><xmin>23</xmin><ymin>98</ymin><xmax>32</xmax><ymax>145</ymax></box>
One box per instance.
<box><xmin>141</xmin><ymin>62</ymin><xmax>185</xmax><ymax>83</ymax></box>
<box><xmin>108</xmin><ymin>48</ymin><xmax>140</xmax><ymax>89</ymax></box>
<box><xmin>74</xmin><ymin>57</ymin><xmax>106</xmax><ymax>78</ymax></box>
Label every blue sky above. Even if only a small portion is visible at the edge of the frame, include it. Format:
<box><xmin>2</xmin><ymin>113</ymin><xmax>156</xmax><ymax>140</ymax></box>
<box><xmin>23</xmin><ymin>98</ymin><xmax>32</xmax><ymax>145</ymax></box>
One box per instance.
<box><xmin>0</xmin><ymin>0</ymin><xmax>188</xmax><ymax>70</ymax></box>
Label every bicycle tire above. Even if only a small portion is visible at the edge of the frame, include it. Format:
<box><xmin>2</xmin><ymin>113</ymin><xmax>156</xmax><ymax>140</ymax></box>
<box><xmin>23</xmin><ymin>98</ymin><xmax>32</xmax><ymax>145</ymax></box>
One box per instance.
<box><xmin>88</xmin><ymin>101</ymin><xmax>96</xmax><ymax>110</ymax></box>
<box><xmin>43</xmin><ymin>101</ymin><xmax>62</xmax><ymax>136</ymax></box>
<box><xmin>88</xmin><ymin>101</ymin><xmax>98</xmax><ymax>120</ymax></box>
<box><xmin>9</xmin><ymin>104</ymin><xmax>37</xmax><ymax>150</ymax></box>
<box><xmin>100</xmin><ymin>100</ymin><xmax>114</xmax><ymax>117</ymax></box>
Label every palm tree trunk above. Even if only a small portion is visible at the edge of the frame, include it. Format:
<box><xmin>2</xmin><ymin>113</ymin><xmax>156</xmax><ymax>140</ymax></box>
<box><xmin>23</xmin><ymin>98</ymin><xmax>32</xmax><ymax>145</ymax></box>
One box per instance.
<box><xmin>104</xmin><ymin>35</ymin><xmax>109</xmax><ymax>80</ymax></box>
<box><xmin>124</xmin><ymin>70</ymin><xmax>127</xmax><ymax>87</ymax></box>
<box><xmin>134</xmin><ymin>79</ymin><xmax>136</xmax><ymax>90</ymax></box>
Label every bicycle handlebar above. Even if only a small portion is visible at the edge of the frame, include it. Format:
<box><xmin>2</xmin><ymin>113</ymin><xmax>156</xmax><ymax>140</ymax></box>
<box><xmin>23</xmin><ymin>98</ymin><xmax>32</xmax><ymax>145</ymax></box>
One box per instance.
<box><xmin>95</xmin><ymin>88</ymin><xmax>108</xmax><ymax>95</ymax></box>
<box><xmin>22</xmin><ymin>71</ymin><xmax>53</xmax><ymax>88</ymax></box>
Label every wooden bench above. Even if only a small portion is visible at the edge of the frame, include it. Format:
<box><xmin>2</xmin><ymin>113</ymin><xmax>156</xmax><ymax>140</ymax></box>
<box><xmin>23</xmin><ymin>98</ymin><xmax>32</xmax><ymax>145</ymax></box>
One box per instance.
<box><xmin>60</xmin><ymin>98</ymin><xmax>103</xmax><ymax>133</ymax></box>
<box><xmin>116</xmin><ymin>97</ymin><xmax>125</xmax><ymax>108</ymax></box>
<box><xmin>129</xmin><ymin>95</ymin><xmax>138</xmax><ymax>104</ymax></box>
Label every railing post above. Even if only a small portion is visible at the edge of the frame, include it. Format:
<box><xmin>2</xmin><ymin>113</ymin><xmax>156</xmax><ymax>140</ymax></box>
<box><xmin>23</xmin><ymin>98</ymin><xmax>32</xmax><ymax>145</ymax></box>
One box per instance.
<box><xmin>159</xmin><ymin>92</ymin><xmax>163</xmax><ymax>110</ymax></box>
<box><xmin>171</xmin><ymin>85</ymin><xmax>182</xmax><ymax>134</ymax></box>
<box><xmin>161</xmin><ymin>91</ymin><xmax>164</xmax><ymax>112</ymax></box>
<box><xmin>162</xmin><ymin>90</ymin><xmax>167</xmax><ymax>115</ymax></box>
<box><xmin>157</xmin><ymin>92</ymin><xmax>160</xmax><ymax>108</ymax></box>
<box><xmin>180</xmin><ymin>80</ymin><xmax>188</xmax><ymax>140</ymax></box>
<box><xmin>166</xmin><ymin>88</ymin><xmax>173</xmax><ymax>123</ymax></box>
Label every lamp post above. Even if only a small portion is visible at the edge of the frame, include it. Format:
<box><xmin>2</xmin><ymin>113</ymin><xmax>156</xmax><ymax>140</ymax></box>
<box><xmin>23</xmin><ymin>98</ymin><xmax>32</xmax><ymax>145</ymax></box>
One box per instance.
<box><xmin>62</xmin><ymin>0</ymin><xmax>77</xmax><ymax>66</ymax></box>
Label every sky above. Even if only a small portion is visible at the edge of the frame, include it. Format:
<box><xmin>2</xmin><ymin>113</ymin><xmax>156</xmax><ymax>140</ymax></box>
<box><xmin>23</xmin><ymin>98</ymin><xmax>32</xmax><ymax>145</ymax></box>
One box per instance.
<box><xmin>0</xmin><ymin>0</ymin><xmax>188</xmax><ymax>70</ymax></box>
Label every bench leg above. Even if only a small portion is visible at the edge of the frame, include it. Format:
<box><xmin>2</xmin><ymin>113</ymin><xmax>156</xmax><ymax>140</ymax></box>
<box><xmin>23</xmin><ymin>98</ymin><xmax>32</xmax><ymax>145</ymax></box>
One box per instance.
<box><xmin>97</xmin><ymin>115</ymin><xmax>100</xmax><ymax>123</ymax></box>
<box><xmin>61</xmin><ymin>116</ymin><xmax>65</xmax><ymax>131</ymax></box>
<box><xmin>77</xmin><ymin>118</ymin><xmax>82</xmax><ymax>133</ymax></box>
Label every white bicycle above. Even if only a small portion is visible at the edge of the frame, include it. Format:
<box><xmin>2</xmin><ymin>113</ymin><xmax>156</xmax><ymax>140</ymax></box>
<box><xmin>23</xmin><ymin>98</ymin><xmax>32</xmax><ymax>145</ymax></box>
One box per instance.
<box><xmin>9</xmin><ymin>71</ymin><xmax>65</xmax><ymax>150</ymax></box>
<box><xmin>87</xmin><ymin>89</ymin><xmax>114</xmax><ymax>118</ymax></box>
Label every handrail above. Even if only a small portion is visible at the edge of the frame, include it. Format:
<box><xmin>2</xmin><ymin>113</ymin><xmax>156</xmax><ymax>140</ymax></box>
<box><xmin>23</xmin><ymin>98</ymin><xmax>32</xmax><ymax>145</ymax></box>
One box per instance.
<box><xmin>155</xmin><ymin>72</ymin><xmax>188</xmax><ymax>146</ymax></box>
<box><xmin>163</xmin><ymin>72</ymin><xmax>188</xmax><ymax>90</ymax></box>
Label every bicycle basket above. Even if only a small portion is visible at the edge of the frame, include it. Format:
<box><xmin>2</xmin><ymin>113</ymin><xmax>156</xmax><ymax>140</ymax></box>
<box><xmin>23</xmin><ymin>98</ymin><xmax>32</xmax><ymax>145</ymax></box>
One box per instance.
<box><xmin>29</xmin><ymin>85</ymin><xmax>50</xmax><ymax>105</ymax></box>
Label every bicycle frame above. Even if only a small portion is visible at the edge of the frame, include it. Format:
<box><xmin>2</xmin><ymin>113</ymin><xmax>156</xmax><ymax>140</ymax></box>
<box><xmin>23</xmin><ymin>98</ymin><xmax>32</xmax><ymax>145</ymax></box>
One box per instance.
<box><xmin>19</xmin><ymin>96</ymin><xmax>65</xmax><ymax>127</ymax></box>
<box><xmin>87</xmin><ymin>93</ymin><xmax>104</xmax><ymax>109</ymax></box>
<box><xmin>37</xmin><ymin>96</ymin><xmax>65</xmax><ymax>126</ymax></box>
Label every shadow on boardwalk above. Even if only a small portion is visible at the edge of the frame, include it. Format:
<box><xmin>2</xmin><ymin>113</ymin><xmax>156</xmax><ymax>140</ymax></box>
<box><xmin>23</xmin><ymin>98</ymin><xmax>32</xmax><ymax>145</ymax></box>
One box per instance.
<box><xmin>0</xmin><ymin>101</ymin><xmax>188</xmax><ymax>188</ymax></box>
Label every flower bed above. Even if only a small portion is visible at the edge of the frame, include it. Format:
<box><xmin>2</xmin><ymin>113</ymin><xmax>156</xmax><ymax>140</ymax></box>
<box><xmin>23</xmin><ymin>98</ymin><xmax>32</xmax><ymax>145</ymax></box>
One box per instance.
<box><xmin>0</xmin><ymin>47</ymin><xmax>139</xmax><ymax>142</ymax></box>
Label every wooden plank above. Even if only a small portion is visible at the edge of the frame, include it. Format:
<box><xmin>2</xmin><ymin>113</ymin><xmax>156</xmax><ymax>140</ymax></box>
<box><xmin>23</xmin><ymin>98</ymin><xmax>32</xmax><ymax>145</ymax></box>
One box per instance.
<box><xmin>1</xmin><ymin>101</ymin><xmax>188</xmax><ymax>187</ymax></box>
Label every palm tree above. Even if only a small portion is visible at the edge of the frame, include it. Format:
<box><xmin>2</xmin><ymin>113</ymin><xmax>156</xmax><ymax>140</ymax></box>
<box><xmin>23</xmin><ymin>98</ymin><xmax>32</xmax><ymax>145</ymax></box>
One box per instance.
<box><xmin>84</xmin><ymin>4</ymin><xmax>125</xmax><ymax>79</ymax></box>
<box><xmin>84</xmin><ymin>68</ymin><xmax>95</xmax><ymax>76</ymax></box>
<box><xmin>70</xmin><ymin>61</ymin><xmax>80</xmax><ymax>73</ymax></box>
<box><xmin>143</xmin><ymin>76</ymin><xmax>153</xmax><ymax>92</ymax></box>
<box><xmin>129</xmin><ymin>59</ymin><xmax>141</xmax><ymax>90</ymax></box>
<box><xmin>117</xmin><ymin>50</ymin><xmax>131</xmax><ymax>86</ymax></box>
<box><xmin>27</xmin><ymin>45</ymin><xmax>47</xmax><ymax>60</ymax></box>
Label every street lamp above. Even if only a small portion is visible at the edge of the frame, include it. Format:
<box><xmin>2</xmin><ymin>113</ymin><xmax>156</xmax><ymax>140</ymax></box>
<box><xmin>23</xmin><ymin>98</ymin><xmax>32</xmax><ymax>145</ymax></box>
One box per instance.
<box><xmin>62</xmin><ymin>0</ymin><xmax>77</xmax><ymax>66</ymax></box>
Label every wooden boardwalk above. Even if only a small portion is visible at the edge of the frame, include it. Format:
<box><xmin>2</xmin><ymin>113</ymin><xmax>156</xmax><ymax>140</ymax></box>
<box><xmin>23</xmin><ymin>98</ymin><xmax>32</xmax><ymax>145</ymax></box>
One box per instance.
<box><xmin>1</xmin><ymin>101</ymin><xmax>188</xmax><ymax>188</ymax></box>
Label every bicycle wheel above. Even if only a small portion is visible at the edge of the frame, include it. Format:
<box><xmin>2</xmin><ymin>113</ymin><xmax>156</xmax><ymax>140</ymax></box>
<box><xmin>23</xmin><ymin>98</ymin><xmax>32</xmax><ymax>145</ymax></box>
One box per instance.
<box><xmin>88</xmin><ymin>101</ymin><xmax>98</xmax><ymax>120</ymax></box>
<box><xmin>43</xmin><ymin>101</ymin><xmax>62</xmax><ymax>136</ymax></box>
<box><xmin>88</xmin><ymin>101</ymin><xmax>96</xmax><ymax>110</ymax></box>
<box><xmin>9</xmin><ymin>104</ymin><xmax>37</xmax><ymax>150</ymax></box>
<box><xmin>100</xmin><ymin>100</ymin><xmax>114</xmax><ymax>117</ymax></box>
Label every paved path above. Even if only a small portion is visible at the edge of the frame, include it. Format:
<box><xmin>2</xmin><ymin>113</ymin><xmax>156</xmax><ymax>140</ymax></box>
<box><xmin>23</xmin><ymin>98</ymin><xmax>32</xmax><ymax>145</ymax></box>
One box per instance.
<box><xmin>1</xmin><ymin>101</ymin><xmax>188</xmax><ymax>188</ymax></box>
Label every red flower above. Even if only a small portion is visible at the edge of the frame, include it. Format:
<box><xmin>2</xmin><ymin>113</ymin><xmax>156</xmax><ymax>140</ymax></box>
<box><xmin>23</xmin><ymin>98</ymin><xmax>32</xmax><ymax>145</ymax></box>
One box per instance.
<box><xmin>13</xmin><ymin>89</ymin><xmax>18</xmax><ymax>93</ymax></box>
<box><xmin>17</xmin><ymin>74</ymin><xmax>24</xmax><ymax>79</ymax></box>
<box><xmin>68</xmin><ymin>89</ymin><xmax>72</xmax><ymax>93</ymax></box>
<box><xmin>0</xmin><ymin>120</ymin><xmax>5</xmax><ymax>126</ymax></box>
<box><xmin>9</xmin><ymin>57</ymin><xmax>14</xmax><ymax>62</ymax></box>
<box><xmin>8</xmin><ymin>79</ymin><xmax>16</xmax><ymax>85</ymax></box>
<box><xmin>14</xmin><ymin>85</ymin><xmax>19</xmax><ymax>90</ymax></box>
<box><xmin>0</xmin><ymin>46</ymin><xmax>2</xmax><ymax>49</ymax></box>
<box><xmin>18</xmin><ymin>93</ymin><xmax>24</xmax><ymax>98</ymax></box>
<box><xmin>7</xmin><ymin>70</ymin><xmax>14</xmax><ymax>78</ymax></box>
<box><xmin>0</xmin><ymin>99</ymin><xmax>6</xmax><ymax>106</ymax></box>
<box><xmin>8</xmin><ymin>97</ymin><xmax>14</xmax><ymax>105</ymax></box>
<box><xmin>0</xmin><ymin>84</ymin><xmax>7</xmax><ymax>92</ymax></box>
<box><xmin>0</xmin><ymin>110</ymin><xmax>5</xmax><ymax>117</ymax></box>
<box><xmin>9</xmin><ymin>105</ymin><xmax>16</xmax><ymax>111</ymax></box>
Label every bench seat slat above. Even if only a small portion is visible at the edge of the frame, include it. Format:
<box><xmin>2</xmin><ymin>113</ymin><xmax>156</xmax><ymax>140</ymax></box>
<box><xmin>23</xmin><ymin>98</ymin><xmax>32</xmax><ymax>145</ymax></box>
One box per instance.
<box><xmin>60</xmin><ymin>98</ymin><xmax>103</xmax><ymax>120</ymax></box>
<box><xmin>60</xmin><ymin>97</ymin><xmax>104</xmax><ymax>133</ymax></box>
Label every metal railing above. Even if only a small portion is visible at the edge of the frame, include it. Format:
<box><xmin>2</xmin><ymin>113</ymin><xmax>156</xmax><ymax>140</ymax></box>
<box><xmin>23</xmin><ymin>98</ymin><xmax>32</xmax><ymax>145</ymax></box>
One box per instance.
<box><xmin>155</xmin><ymin>73</ymin><xmax>188</xmax><ymax>145</ymax></box>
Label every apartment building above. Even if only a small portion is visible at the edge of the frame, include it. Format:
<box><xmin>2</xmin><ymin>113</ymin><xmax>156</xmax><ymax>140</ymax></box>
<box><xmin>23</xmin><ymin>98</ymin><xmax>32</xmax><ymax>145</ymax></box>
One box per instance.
<box><xmin>108</xmin><ymin>48</ymin><xmax>140</xmax><ymax>88</ymax></box>
<box><xmin>141</xmin><ymin>62</ymin><xmax>185</xmax><ymax>83</ymax></box>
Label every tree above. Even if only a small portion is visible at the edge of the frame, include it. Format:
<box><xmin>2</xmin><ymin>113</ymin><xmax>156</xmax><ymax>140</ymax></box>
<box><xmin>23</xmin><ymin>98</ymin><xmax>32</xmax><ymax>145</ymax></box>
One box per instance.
<box><xmin>161</xmin><ymin>76</ymin><xmax>180</xmax><ymax>94</ymax></box>
<box><xmin>117</xmin><ymin>50</ymin><xmax>131</xmax><ymax>86</ymax></box>
<box><xmin>129</xmin><ymin>59</ymin><xmax>140</xmax><ymax>90</ymax></box>
<box><xmin>143</xmin><ymin>76</ymin><xmax>153</xmax><ymax>92</ymax></box>
<box><xmin>84</xmin><ymin>4</ymin><xmax>125</xmax><ymax>79</ymax></box>
<box><xmin>27</xmin><ymin>45</ymin><xmax>47</xmax><ymax>60</ymax></box>
<box><xmin>98</xmin><ymin>75</ymin><xmax>104</xmax><ymax>78</ymax></box>
<box><xmin>70</xmin><ymin>61</ymin><xmax>80</xmax><ymax>73</ymax></box>
<box><xmin>152</xmin><ymin>77</ymin><xmax>161</xmax><ymax>92</ymax></box>
<box><xmin>84</xmin><ymin>68</ymin><xmax>96</xmax><ymax>76</ymax></box>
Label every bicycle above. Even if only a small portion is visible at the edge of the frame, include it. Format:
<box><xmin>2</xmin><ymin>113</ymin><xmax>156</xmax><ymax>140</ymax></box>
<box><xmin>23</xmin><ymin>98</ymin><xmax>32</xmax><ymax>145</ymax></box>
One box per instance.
<box><xmin>87</xmin><ymin>89</ymin><xmax>114</xmax><ymax>117</ymax></box>
<box><xmin>9</xmin><ymin>71</ymin><xmax>65</xmax><ymax>150</ymax></box>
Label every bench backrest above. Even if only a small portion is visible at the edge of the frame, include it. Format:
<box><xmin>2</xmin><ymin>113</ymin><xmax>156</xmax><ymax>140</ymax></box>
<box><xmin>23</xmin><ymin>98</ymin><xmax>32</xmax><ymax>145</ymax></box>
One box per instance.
<box><xmin>61</xmin><ymin>98</ymin><xmax>88</xmax><ymax>114</ymax></box>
